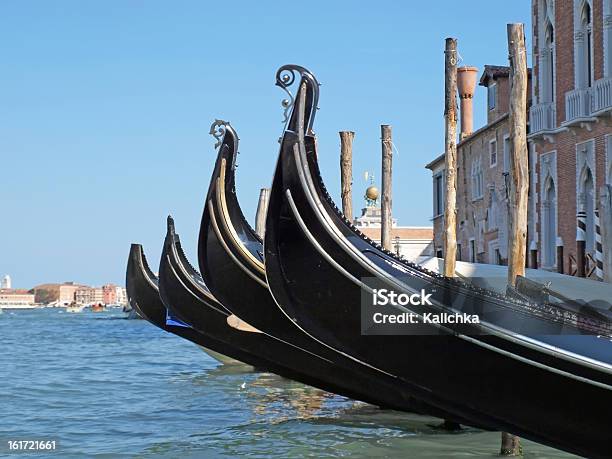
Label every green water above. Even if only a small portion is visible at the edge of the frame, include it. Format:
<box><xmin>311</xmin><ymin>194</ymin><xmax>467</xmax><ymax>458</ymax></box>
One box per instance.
<box><xmin>0</xmin><ymin>309</ymin><xmax>578</xmax><ymax>458</ymax></box>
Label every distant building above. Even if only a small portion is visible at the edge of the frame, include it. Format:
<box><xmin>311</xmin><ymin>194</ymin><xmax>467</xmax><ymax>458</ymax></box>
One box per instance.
<box><xmin>115</xmin><ymin>286</ymin><xmax>127</xmax><ymax>306</ymax></box>
<box><xmin>32</xmin><ymin>282</ymin><xmax>85</xmax><ymax>305</ymax></box>
<box><xmin>102</xmin><ymin>284</ymin><xmax>117</xmax><ymax>305</ymax></box>
<box><xmin>0</xmin><ymin>289</ymin><xmax>35</xmax><ymax>307</ymax></box>
<box><xmin>75</xmin><ymin>285</ymin><xmax>126</xmax><ymax>305</ymax></box>
<box><xmin>1</xmin><ymin>275</ymin><xmax>12</xmax><ymax>289</ymax></box>
<box><xmin>353</xmin><ymin>205</ymin><xmax>434</xmax><ymax>261</ymax></box>
<box><xmin>75</xmin><ymin>287</ymin><xmax>94</xmax><ymax>305</ymax></box>
<box><xmin>58</xmin><ymin>283</ymin><xmax>80</xmax><ymax>305</ymax></box>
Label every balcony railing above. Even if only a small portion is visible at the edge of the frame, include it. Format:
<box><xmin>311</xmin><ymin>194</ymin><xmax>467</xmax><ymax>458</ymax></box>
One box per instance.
<box><xmin>593</xmin><ymin>77</ymin><xmax>612</xmax><ymax>113</ymax></box>
<box><xmin>529</xmin><ymin>102</ymin><xmax>556</xmax><ymax>134</ymax></box>
<box><xmin>565</xmin><ymin>88</ymin><xmax>593</xmax><ymax>122</ymax></box>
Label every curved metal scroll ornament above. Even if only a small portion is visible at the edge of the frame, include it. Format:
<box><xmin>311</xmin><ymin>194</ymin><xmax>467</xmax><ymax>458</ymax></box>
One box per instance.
<box><xmin>275</xmin><ymin>65</ymin><xmax>320</xmax><ymax>135</ymax></box>
<box><xmin>209</xmin><ymin>119</ymin><xmax>231</xmax><ymax>149</ymax></box>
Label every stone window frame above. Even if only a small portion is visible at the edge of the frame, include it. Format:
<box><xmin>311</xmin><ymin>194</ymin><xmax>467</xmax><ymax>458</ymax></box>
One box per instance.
<box><xmin>540</xmin><ymin>150</ymin><xmax>558</xmax><ymax>269</ymax></box>
<box><xmin>537</xmin><ymin>0</ymin><xmax>556</xmax><ymax>104</ymax></box>
<box><xmin>574</xmin><ymin>0</ymin><xmax>595</xmax><ymax>89</ymax></box>
<box><xmin>432</xmin><ymin>171</ymin><xmax>445</xmax><ymax>219</ymax></box>
<box><xmin>489</xmin><ymin>138</ymin><xmax>498</xmax><ymax>168</ymax></box>
<box><xmin>487</xmin><ymin>83</ymin><xmax>497</xmax><ymax>111</ymax></box>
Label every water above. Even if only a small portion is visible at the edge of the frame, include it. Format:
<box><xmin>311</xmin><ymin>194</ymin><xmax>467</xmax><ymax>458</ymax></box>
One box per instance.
<box><xmin>1</xmin><ymin>309</ymin><xmax>577</xmax><ymax>458</ymax></box>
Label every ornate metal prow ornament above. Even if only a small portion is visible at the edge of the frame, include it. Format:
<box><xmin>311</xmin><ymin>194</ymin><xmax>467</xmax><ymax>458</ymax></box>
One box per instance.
<box><xmin>209</xmin><ymin>119</ymin><xmax>231</xmax><ymax>149</ymax></box>
<box><xmin>275</xmin><ymin>64</ymin><xmax>320</xmax><ymax>134</ymax></box>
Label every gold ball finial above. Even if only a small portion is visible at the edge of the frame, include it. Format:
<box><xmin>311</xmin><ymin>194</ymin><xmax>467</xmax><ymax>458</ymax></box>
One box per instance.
<box><xmin>365</xmin><ymin>185</ymin><xmax>379</xmax><ymax>201</ymax></box>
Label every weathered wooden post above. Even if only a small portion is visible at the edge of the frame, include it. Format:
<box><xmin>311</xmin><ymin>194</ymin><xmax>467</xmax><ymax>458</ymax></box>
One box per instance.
<box><xmin>443</xmin><ymin>37</ymin><xmax>458</xmax><ymax>277</ymax></box>
<box><xmin>255</xmin><ymin>188</ymin><xmax>270</xmax><ymax>238</ymax></box>
<box><xmin>339</xmin><ymin>131</ymin><xmax>355</xmax><ymax>222</ymax></box>
<box><xmin>600</xmin><ymin>185</ymin><xmax>612</xmax><ymax>282</ymax></box>
<box><xmin>556</xmin><ymin>237</ymin><xmax>564</xmax><ymax>274</ymax></box>
<box><xmin>502</xmin><ymin>23</ymin><xmax>528</xmax><ymax>457</ymax></box>
<box><xmin>576</xmin><ymin>211</ymin><xmax>587</xmax><ymax>278</ymax></box>
<box><xmin>381</xmin><ymin>124</ymin><xmax>393</xmax><ymax>251</ymax></box>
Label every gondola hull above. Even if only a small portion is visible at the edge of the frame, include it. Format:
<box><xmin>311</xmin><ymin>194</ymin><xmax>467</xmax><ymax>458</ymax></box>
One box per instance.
<box><xmin>126</xmin><ymin>243</ymin><xmax>272</xmax><ymax>369</ymax></box>
<box><xmin>161</xmin><ymin>218</ymin><xmax>438</xmax><ymax>406</ymax></box>
<box><xmin>264</xmin><ymin>68</ymin><xmax>612</xmax><ymax>458</ymax></box>
<box><xmin>198</xmin><ymin>117</ymin><xmax>483</xmax><ymax>421</ymax></box>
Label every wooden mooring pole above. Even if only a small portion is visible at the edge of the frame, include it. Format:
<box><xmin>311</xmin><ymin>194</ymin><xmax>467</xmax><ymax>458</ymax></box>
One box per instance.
<box><xmin>255</xmin><ymin>188</ymin><xmax>270</xmax><ymax>238</ymax></box>
<box><xmin>339</xmin><ymin>131</ymin><xmax>355</xmax><ymax>222</ymax></box>
<box><xmin>381</xmin><ymin>125</ymin><xmax>393</xmax><ymax>251</ymax></box>
<box><xmin>443</xmin><ymin>37</ymin><xmax>458</xmax><ymax>277</ymax></box>
<box><xmin>502</xmin><ymin>23</ymin><xmax>528</xmax><ymax>457</ymax></box>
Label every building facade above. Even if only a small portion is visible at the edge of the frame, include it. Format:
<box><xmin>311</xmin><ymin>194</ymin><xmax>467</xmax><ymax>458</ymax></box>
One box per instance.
<box><xmin>427</xmin><ymin>65</ymin><xmax>532</xmax><ymax>264</ymax></box>
<box><xmin>427</xmin><ymin>1</ymin><xmax>612</xmax><ymax>278</ymax></box>
<box><xmin>0</xmin><ymin>289</ymin><xmax>35</xmax><ymax>307</ymax></box>
<box><xmin>75</xmin><ymin>285</ymin><xmax>127</xmax><ymax>305</ymax></box>
<box><xmin>353</xmin><ymin>206</ymin><xmax>434</xmax><ymax>261</ymax></box>
<box><xmin>529</xmin><ymin>0</ymin><xmax>612</xmax><ymax>276</ymax></box>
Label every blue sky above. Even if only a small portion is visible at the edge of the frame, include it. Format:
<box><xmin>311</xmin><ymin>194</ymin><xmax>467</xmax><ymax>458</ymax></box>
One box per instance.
<box><xmin>0</xmin><ymin>1</ymin><xmax>531</xmax><ymax>288</ymax></box>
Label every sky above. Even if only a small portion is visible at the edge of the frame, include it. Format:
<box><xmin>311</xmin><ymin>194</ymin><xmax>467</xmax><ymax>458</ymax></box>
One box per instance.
<box><xmin>0</xmin><ymin>1</ymin><xmax>531</xmax><ymax>288</ymax></box>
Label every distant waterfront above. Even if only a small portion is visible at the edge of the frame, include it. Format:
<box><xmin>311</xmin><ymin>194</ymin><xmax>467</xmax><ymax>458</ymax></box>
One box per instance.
<box><xmin>1</xmin><ymin>309</ymin><xmax>578</xmax><ymax>458</ymax></box>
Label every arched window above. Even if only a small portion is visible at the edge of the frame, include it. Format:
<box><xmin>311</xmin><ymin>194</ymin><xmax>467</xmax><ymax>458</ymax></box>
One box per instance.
<box><xmin>577</xmin><ymin>1</ymin><xmax>594</xmax><ymax>88</ymax></box>
<box><xmin>538</xmin><ymin>0</ymin><xmax>556</xmax><ymax>104</ymax></box>
<box><xmin>542</xmin><ymin>178</ymin><xmax>557</xmax><ymax>267</ymax></box>
<box><xmin>544</xmin><ymin>22</ymin><xmax>555</xmax><ymax>102</ymax></box>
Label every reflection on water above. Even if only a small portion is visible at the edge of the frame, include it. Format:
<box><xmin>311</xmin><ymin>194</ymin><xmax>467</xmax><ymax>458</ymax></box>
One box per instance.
<box><xmin>0</xmin><ymin>309</ymin><xmax>577</xmax><ymax>458</ymax></box>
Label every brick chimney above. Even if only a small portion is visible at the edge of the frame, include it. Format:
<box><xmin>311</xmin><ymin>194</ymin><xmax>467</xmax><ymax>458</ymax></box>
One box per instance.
<box><xmin>457</xmin><ymin>66</ymin><xmax>478</xmax><ymax>140</ymax></box>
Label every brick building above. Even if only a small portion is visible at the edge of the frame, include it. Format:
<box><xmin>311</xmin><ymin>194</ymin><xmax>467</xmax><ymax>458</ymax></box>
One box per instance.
<box><xmin>426</xmin><ymin>65</ymin><xmax>532</xmax><ymax>264</ymax></box>
<box><xmin>529</xmin><ymin>0</ymin><xmax>612</xmax><ymax>275</ymax></box>
<box><xmin>32</xmin><ymin>282</ymin><xmax>83</xmax><ymax>305</ymax></box>
<box><xmin>427</xmin><ymin>0</ymin><xmax>612</xmax><ymax>277</ymax></box>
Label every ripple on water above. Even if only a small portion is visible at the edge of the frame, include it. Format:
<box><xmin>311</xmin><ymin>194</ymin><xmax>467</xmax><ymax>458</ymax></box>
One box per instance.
<box><xmin>0</xmin><ymin>309</ymin><xmax>578</xmax><ymax>458</ymax></box>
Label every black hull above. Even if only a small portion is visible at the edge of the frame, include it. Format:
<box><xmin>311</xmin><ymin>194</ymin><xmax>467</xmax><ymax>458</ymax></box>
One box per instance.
<box><xmin>197</xmin><ymin>116</ymin><xmax>475</xmax><ymax>421</ymax></box>
<box><xmin>161</xmin><ymin>217</ymin><xmax>422</xmax><ymax>403</ymax></box>
<box><xmin>126</xmin><ymin>243</ymin><xmax>270</xmax><ymax>368</ymax></box>
<box><xmin>263</xmin><ymin>67</ymin><xmax>612</xmax><ymax>458</ymax></box>
<box><xmin>158</xmin><ymin>216</ymin><xmax>338</xmax><ymax>377</ymax></box>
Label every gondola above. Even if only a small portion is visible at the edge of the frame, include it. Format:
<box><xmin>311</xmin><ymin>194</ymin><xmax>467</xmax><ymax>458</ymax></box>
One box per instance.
<box><xmin>197</xmin><ymin>118</ymin><xmax>478</xmax><ymax>422</ymax></box>
<box><xmin>263</xmin><ymin>64</ymin><xmax>612</xmax><ymax>458</ymax></box>
<box><xmin>160</xmin><ymin>216</ymin><xmax>446</xmax><ymax>409</ymax></box>
<box><xmin>126</xmin><ymin>242</ymin><xmax>270</xmax><ymax>368</ymax></box>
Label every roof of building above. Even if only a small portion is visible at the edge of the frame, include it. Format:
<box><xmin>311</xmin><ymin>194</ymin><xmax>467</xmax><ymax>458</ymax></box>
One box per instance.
<box><xmin>425</xmin><ymin>153</ymin><xmax>445</xmax><ymax>170</ymax></box>
<box><xmin>0</xmin><ymin>288</ymin><xmax>32</xmax><ymax>295</ymax></box>
<box><xmin>479</xmin><ymin>64</ymin><xmax>532</xmax><ymax>87</ymax></box>
<box><xmin>359</xmin><ymin>227</ymin><xmax>433</xmax><ymax>241</ymax></box>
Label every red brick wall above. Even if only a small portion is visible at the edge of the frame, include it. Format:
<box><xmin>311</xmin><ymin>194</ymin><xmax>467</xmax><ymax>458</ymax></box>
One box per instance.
<box><xmin>555</xmin><ymin>0</ymin><xmax>574</xmax><ymax>126</ymax></box>
<box><xmin>532</xmin><ymin>0</ymin><xmax>611</xmax><ymax>275</ymax></box>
